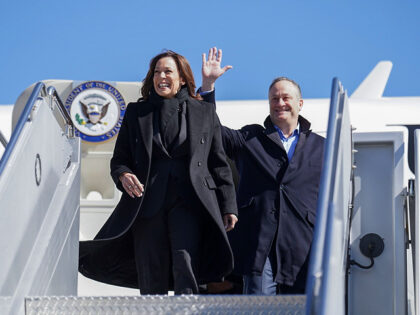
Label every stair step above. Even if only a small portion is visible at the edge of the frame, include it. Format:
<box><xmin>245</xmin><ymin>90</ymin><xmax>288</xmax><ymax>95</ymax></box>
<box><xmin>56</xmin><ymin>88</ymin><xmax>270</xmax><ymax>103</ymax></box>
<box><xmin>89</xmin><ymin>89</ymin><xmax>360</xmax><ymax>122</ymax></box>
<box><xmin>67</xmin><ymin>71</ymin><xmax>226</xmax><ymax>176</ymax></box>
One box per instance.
<box><xmin>25</xmin><ymin>295</ymin><xmax>306</xmax><ymax>314</ymax></box>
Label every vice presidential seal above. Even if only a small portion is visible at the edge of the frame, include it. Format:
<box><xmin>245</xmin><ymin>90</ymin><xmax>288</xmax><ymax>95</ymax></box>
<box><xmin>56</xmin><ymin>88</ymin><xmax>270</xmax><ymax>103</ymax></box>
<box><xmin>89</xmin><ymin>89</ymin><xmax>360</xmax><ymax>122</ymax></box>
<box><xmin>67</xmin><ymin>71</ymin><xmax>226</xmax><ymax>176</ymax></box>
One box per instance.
<box><xmin>65</xmin><ymin>81</ymin><xmax>126</xmax><ymax>142</ymax></box>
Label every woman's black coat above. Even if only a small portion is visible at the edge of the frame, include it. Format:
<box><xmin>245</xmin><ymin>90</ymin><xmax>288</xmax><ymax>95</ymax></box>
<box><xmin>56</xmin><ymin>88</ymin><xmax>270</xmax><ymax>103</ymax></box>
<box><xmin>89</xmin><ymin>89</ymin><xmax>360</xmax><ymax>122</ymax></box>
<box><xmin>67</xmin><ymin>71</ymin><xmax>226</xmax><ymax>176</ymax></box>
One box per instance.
<box><xmin>79</xmin><ymin>96</ymin><xmax>238</xmax><ymax>288</ymax></box>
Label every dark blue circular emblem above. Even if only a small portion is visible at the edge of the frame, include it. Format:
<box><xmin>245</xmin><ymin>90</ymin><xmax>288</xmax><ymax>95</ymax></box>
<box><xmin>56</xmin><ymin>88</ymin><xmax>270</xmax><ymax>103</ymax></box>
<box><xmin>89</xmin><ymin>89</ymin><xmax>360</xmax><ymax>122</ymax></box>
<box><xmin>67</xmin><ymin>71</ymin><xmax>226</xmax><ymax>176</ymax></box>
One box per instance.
<box><xmin>65</xmin><ymin>81</ymin><xmax>126</xmax><ymax>143</ymax></box>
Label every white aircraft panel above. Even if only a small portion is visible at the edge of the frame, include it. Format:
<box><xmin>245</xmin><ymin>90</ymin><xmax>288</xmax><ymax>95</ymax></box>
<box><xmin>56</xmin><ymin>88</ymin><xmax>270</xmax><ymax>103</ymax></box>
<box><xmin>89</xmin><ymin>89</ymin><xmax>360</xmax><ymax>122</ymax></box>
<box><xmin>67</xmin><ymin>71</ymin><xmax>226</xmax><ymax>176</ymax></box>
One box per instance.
<box><xmin>349</xmin><ymin>131</ymin><xmax>406</xmax><ymax>315</ymax></box>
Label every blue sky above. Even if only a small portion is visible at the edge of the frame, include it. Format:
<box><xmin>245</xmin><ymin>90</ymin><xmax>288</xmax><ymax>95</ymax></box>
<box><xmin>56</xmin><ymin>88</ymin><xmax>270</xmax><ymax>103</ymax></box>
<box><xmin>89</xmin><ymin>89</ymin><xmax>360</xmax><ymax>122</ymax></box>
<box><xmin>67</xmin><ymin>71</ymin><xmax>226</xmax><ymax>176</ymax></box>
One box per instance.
<box><xmin>1</xmin><ymin>1</ymin><xmax>419</xmax><ymax>104</ymax></box>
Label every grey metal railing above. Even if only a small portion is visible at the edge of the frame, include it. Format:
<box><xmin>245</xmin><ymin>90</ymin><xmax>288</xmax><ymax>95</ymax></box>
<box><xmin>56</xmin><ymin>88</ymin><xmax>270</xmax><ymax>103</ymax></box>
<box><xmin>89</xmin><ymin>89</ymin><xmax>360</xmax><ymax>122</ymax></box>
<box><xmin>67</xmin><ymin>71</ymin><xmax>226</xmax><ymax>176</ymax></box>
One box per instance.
<box><xmin>0</xmin><ymin>82</ymin><xmax>46</xmax><ymax>176</ymax></box>
<box><xmin>47</xmin><ymin>86</ymin><xmax>75</xmax><ymax>138</ymax></box>
<box><xmin>0</xmin><ymin>82</ymin><xmax>75</xmax><ymax>176</ymax></box>
<box><xmin>0</xmin><ymin>130</ymin><xmax>7</xmax><ymax>149</ymax></box>
<box><xmin>305</xmin><ymin>78</ymin><xmax>353</xmax><ymax>315</ymax></box>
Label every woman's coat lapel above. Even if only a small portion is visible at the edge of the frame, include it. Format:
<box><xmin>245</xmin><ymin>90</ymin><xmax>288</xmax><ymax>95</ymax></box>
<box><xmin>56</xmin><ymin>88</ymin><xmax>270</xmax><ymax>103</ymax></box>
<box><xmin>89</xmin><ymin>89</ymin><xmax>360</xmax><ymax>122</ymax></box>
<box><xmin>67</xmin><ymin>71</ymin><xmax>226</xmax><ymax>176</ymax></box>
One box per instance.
<box><xmin>187</xmin><ymin>98</ymin><xmax>206</xmax><ymax>160</ymax></box>
<box><xmin>135</xmin><ymin>97</ymin><xmax>207</xmax><ymax>168</ymax></box>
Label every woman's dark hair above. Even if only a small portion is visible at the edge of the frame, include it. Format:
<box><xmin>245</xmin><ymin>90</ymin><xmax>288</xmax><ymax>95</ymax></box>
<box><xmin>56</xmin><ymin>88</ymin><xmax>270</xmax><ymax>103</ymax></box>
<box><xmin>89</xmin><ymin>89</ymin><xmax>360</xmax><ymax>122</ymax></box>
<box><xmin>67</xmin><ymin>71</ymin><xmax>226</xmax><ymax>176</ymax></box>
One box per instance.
<box><xmin>141</xmin><ymin>50</ymin><xmax>199</xmax><ymax>100</ymax></box>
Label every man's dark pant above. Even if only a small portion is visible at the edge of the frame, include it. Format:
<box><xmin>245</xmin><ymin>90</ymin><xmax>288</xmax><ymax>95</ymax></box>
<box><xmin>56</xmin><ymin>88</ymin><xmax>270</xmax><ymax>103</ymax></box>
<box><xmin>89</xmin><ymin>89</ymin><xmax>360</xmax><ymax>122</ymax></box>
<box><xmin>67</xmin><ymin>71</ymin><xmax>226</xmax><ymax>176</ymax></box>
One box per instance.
<box><xmin>243</xmin><ymin>249</ymin><xmax>305</xmax><ymax>295</ymax></box>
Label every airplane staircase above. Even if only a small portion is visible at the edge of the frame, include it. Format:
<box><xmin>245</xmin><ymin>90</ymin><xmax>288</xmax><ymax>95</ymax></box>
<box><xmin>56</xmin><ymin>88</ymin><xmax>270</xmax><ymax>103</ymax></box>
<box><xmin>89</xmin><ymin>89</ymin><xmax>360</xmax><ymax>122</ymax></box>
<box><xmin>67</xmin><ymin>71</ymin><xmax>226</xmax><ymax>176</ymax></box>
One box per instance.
<box><xmin>0</xmin><ymin>78</ymin><xmax>363</xmax><ymax>314</ymax></box>
<box><xmin>0</xmin><ymin>82</ymin><xmax>80</xmax><ymax>314</ymax></box>
<box><xmin>19</xmin><ymin>79</ymin><xmax>348</xmax><ymax>314</ymax></box>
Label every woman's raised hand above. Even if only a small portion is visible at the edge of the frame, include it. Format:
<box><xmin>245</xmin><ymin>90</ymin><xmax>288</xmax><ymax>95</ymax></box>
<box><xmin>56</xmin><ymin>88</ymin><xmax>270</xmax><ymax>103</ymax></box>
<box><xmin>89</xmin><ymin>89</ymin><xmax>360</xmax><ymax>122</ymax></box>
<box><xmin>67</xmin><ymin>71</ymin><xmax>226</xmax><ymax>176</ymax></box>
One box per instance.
<box><xmin>119</xmin><ymin>172</ymin><xmax>144</xmax><ymax>198</ymax></box>
<box><xmin>201</xmin><ymin>47</ymin><xmax>232</xmax><ymax>92</ymax></box>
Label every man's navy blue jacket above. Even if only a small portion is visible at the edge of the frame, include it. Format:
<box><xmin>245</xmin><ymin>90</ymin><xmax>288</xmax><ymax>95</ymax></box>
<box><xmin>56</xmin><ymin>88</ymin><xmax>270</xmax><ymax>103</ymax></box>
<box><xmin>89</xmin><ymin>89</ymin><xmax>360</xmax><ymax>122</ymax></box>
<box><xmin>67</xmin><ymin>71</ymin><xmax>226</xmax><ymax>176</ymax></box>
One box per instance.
<box><xmin>203</xmin><ymin>91</ymin><xmax>325</xmax><ymax>289</ymax></box>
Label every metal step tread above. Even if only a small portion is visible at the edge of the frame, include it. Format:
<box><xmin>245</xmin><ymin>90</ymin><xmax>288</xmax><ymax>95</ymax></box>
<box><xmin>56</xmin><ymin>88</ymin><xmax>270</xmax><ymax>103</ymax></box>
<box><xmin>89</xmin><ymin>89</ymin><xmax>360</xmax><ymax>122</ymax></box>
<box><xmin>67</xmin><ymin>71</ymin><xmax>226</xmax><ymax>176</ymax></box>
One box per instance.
<box><xmin>25</xmin><ymin>295</ymin><xmax>306</xmax><ymax>314</ymax></box>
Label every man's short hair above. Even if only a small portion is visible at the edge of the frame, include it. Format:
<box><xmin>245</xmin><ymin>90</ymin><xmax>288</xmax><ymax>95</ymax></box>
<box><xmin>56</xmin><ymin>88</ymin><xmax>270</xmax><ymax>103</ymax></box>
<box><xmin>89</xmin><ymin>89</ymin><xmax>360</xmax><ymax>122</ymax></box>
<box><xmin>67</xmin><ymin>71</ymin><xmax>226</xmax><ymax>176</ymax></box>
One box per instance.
<box><xmin>269</xmin><ymin>77</ymin><xmax>302</xmax><ymax>99</ymax></box>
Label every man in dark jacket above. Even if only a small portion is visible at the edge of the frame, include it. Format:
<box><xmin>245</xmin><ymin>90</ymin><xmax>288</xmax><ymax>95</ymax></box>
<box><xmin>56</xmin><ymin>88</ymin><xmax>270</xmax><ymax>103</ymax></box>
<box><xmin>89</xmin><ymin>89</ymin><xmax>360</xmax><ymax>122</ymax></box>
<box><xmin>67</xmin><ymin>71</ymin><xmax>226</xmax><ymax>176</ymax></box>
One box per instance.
<box><xmin>200</xmin><ymin>47</ymin><xmax>325</xmax><ymax>294</ymax></box>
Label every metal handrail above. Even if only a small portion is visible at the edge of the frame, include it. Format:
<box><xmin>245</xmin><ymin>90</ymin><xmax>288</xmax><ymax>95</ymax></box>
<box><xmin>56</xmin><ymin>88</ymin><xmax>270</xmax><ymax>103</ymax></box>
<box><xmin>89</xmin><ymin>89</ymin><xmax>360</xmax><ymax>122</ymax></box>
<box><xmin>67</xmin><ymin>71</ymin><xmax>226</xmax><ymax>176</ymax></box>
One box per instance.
<box><xmin>47</xmin><ymin>86</ymin><xmax>75</xmax><ymax>138</ymax></box>
<box><xmin>0</xmin><ymin>82</ymin><xmax>76</xmax><ymax>177</ymax></box>
<box><xmin>0</xmin><ymin>82</ymin><xmax>46</xmax><ymax>176</ymax></box>
<box><xmin>306</xmin><ymin>77</ymin><xmax>345</xmax><ymax>314</ymax></box>
<box><xmin>0</xmin><ymin>130</ymin><xmax>7</xmax><ymax>149</ymax></box>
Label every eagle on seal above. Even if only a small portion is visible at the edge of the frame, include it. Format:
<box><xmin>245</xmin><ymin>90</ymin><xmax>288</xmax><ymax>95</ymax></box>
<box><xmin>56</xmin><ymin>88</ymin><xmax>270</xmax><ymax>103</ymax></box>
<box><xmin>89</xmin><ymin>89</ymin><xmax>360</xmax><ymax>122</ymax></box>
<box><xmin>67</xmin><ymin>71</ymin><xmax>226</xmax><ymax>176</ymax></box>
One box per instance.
<box><xmin>80</xmin><ymin>100</ymin><xmax>110</xmax><ymax>125</ymax></box>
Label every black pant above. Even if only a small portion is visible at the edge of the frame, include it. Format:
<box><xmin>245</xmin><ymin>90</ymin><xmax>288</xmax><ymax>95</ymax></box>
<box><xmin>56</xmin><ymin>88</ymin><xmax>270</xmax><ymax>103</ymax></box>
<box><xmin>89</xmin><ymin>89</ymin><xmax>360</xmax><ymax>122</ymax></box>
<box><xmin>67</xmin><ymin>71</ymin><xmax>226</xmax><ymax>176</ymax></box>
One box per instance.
<box><xmin>131</xmin><ymin>192</ymin><xmax>204</xmax><ymax>295</ymax></box>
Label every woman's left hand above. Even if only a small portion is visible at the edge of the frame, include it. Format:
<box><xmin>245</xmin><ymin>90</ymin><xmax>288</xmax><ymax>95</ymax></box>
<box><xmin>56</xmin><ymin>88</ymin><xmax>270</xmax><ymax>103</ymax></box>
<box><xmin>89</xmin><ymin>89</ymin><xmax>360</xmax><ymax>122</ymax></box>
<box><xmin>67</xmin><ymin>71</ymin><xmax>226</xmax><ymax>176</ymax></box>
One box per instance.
<box><xmin>223</xmin><ymin>214</ymin><xmax>238</xmax><ymax>232</ymax></box>
<box><xmin>201</xmin><ymin>47</ymin><xmax>232</xmax><ymax>92</ymax></box>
